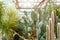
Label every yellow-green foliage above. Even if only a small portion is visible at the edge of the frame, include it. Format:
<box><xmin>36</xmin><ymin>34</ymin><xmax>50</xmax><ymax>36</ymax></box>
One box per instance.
<box><xmin>1</xmin><ymin>5</ymin><xmax>20</xmax><ymax>40</ymax></box>
<box><xmin>2</xmin><ymin>6</ymin><xmax>19</xmax><ymax>27</ymax></box>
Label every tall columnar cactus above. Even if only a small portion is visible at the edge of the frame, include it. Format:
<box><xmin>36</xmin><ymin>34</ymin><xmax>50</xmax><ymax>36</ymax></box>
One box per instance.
<box><xmin>49</xmin><ymin>18</ymin><xmax>55</xmax><ymax>40</ymax></box>
<box><xmin>46</xmin><ymin>11</ymin><xmax>55</xmax><ymax>40</ymax></box>
<box><xmin>57</xmin><ymin>23</ymin><xmax>60</xmax><ymax>40</ymax></box>
<box><xmin>46</xmin><ymin>25</ymin><xmax>50</xmax><ymax>40</ymax></box>
<box><xmin>50</xmin><ymin>11</ymin><xmax>55</xmax><ymax>40</ymax></box>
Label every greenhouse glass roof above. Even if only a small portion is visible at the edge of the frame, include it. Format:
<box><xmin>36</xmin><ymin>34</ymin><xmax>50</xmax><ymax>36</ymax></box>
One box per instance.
<box><xmin>1</xmin><ymin>0</ymin><xmax>60</xmax><ymax>9</ymax></box>
<box><xmin>0</xmin><ymin>0</ymin><xmax>60</xmax><ymax>14</ymax></box>
<box><xmin>12</xmin><ymin>0</ymin><xmax>43</xmax><ymax>9</ymax></box>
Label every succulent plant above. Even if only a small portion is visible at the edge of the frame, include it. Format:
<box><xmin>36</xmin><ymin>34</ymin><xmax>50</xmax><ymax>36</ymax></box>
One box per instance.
<box><xmin>0</xmin><ymin>0</ymin><xmax>60</xmax><ymax>40</ymax></box>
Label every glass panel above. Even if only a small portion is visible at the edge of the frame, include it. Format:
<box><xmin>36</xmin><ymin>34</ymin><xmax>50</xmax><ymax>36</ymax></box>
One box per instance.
<box><xmin>15</xmin><ymin>0</ymin><xmax>41</xmax><ymax>8</ymax></box>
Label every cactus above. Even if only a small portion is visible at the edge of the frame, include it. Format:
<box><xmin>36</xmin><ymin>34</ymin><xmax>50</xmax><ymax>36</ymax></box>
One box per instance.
<box><xmin>57</xmin><ymin>23</ymin><xmax>60</xmax><ymax>40</ymax></box>
<box><xmin>46</xmin><ymin>25</ymin><xmax>50</xmax><ymax>40</ymax></box>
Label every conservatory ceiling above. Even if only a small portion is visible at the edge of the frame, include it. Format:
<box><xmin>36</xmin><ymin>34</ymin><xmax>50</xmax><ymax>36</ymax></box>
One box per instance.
<box><xmin>0</xmin><ymin>0</ymin><xmax>60</xmax><ymax>9</ymax></box>
<box><xmin>13</xmin><ymin>0</ymin><xmax>44</xmax><ymax>9</ymax></box>
<box><xmin>12</xmin><ymin>0</ymin><xmax>60</xmax><ymax>9</ymax></box>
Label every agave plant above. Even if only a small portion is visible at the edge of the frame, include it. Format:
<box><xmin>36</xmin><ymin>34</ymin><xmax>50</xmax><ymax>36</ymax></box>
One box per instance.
<box><xmin>17</xmin><ymin>6</ymin><xmax>50</xmax><ymax>40</ymax></box>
